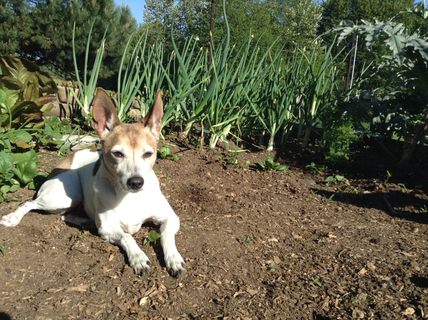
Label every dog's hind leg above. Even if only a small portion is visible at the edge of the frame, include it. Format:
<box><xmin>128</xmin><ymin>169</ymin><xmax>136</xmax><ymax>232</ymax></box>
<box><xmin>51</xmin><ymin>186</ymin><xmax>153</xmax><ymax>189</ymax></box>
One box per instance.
<box><xmin>0</xmin><ymin>170</ymin><xmax>83</xmax><ymax>227</ymax></box>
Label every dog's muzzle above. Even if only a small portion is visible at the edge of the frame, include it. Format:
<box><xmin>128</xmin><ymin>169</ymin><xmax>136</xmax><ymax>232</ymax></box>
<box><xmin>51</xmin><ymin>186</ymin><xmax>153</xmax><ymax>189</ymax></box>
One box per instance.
<box><xmin>127</xmin><ymin>176</ymin><xmax>144</xmax><ymax>191</ymax></box>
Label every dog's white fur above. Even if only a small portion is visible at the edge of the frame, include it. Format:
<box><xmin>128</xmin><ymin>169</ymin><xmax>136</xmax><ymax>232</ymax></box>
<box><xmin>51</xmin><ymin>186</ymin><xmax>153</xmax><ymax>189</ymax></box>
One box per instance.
<box><xmin>0</xmin><ymin>88</ymin><xmax>186</xmax><ymax>277</ymax></box>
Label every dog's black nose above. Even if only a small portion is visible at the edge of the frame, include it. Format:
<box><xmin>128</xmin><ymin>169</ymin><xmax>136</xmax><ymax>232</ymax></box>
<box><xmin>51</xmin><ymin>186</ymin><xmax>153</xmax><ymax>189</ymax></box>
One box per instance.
<box><xmin>127</xmin><ymin>176</ymin><xmax>144</xmax><ymax>190</ymax></box>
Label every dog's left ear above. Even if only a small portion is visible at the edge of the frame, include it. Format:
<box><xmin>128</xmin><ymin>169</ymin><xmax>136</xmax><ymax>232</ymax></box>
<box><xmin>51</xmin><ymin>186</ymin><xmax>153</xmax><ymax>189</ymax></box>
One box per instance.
<box><xmin>92</xmin><ymin>88</ymin><xmax>120</xmax><ymax>139</ymax></box>
<box><xmin>142</xmin><ymin>89</ymin><xmax>163</xmax><ymax>137</ymax></box>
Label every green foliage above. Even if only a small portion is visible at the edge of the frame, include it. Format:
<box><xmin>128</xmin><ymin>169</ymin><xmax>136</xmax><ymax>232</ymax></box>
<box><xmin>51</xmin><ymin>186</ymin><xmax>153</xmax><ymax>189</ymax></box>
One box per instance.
<box><xmin>276</xmin><ymin>0</ymin><xmax>322</xmax><ymax>51</ymax></box>
<box><xmin>257</xmin><ymin>155</ymin><xmax>288</xmax><ymax>172</ymax></box>
<box><xmin>242</xmin><ymin>235</ymin><xmax>254</xmax><ymax>244</ymax></box>
<box><xmin>338</xmin><ymin>16</ymin><xmax>428</xmax><ymax>95</ymax></box>
<box><xmin>309</xmin><ymin>277</ymin><xmax>322</xmax><ymax>287</ymax></box>
<box><xmin>158</xmin><ymin>144</ymin><xmax>179</xmax><ymax>161</ymax></box>
<box><xmin>0</xmin><ymin>240</ymin><xmax>10</xmax><ymax>255</ymax></box>
<box><xmin>319</xmin><ymin>0</ymin><xmax>417</xmax><ymax>92</ymax></box>
<box><xmin>325</xmin><ymin>173</ymin><xmax>346</xmax><ymax>187</ymax></box>
<box><xmin>0</xmin><ymin>150</ymin><xmax>47</xmax><ymax>202</ymax></box>
<box><xmin>143</xmin><ymin>230</ymin><xmax>161</xmax><ymax>246</ymax></box>
<box><xmin>0</xmin><ymin>55</ymin><xmax>57</xmax><ymax>130</ymax></box>
<box><xmin>306</xmin><ymin>162</ymin><xmax>326</xmax><ymax>174</ymax></box>
<box><xmin>9</xmin><ymin>0</ymin><xmax>137</xmax><ymax>80</ymax></box>
<box><xmin>324</xmin><ymin>120</ymin><xmax>360</xmax><ymax>163</ymax></box>
<box><xmin>71</xmin><ymin>21</ymin><xmax>107</xmax><ymax>126</ymax></box>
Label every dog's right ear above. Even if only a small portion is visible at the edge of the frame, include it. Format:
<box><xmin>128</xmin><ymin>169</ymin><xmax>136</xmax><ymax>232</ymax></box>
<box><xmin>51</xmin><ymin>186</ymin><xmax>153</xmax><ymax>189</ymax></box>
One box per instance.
<box><xmin>92</xmin><ymin>88</ymin><xmax>120</xmax><ymax>139</ymax></box>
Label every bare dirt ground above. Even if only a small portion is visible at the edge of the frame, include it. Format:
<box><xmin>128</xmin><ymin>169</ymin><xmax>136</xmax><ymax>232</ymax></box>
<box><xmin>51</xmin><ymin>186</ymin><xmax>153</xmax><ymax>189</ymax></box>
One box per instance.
<box><xmin>1</xmin><ymin>136</ymin><xmax>428</xmax><ymax>320</ymax></box>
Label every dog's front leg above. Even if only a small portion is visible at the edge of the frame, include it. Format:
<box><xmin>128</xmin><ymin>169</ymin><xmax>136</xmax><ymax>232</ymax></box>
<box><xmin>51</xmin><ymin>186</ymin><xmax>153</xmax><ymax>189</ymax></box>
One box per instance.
<box><xmin>159</xmin><ymin>213</ymin><xmax>186</xmax><ymax>277</ymax></box>
<box><xmin>97</xmin><ymin>220</ymin><xmax>152</xmax><ymax>275</ymax></box>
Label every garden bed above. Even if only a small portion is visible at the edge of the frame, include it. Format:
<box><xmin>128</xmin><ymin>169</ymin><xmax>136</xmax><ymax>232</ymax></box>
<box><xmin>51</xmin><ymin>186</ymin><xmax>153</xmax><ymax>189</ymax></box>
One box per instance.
<box><xmin>1</xmin><ymin>137</ymin><xmax>428</xmax><ymax>319</ymax></box>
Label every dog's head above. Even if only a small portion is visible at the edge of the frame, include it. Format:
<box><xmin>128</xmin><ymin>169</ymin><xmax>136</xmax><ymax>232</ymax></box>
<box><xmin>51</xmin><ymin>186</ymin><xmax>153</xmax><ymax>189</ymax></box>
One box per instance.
<box><xmin>92</xmin><ymin>88</ymin><xmax>163</xmax><ymax>193</ymax></box>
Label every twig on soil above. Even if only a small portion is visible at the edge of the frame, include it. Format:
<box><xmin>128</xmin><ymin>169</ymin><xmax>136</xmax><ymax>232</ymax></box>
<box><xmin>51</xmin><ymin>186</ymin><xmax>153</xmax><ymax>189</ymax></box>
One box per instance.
<box><xmin>382</xmin><ymin>195</ymin><xmax>397</xmax><ymax>216</ymax></box>
<box><xmin>209</xmin><ymin>264</ymin><xmax>228</xmax><ymax>273</ymax></box>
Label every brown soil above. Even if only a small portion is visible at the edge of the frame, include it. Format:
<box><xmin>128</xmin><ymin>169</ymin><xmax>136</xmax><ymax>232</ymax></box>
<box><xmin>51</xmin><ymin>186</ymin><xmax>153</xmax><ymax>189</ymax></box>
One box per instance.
<box><xmin>1</xmin><ymin>137</ymin><xmax>428</xmax><ymax>320</ymax></box>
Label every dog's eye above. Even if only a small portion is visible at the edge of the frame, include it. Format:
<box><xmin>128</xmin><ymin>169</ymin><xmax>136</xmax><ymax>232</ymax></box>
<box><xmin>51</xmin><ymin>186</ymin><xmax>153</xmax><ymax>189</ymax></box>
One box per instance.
<box><xmin>113</xmin><ymin>151</ymin><xmax>124</xmax><ymax>158</ymax></box>
<box><xmin>143</xmin><ymin>151</ymin><xmax>153</xmax><ymax>159</ymax></box>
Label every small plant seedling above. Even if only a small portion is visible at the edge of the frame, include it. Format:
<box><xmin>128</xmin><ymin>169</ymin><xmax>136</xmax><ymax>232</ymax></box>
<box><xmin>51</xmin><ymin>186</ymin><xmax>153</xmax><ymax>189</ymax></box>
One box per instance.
<box><xmin>181</xmin><ymin>223</ymin><xmax>193</xmax><ymax>228</ymax></box>
<box><xmin>323</xmin><ymin>194</ymin><xmax>335</xmax><ymax>203</ymax></box>
<box><xmin>306</xmin><ymin>162</ymin><xmax>326</xmax><ymax>175</ymax></box>
<box><xmin>309</xmin><ymin>277</ymin><xmax>322</xmax><ymax>287</ymax></box>
<box><xmin>420</xmin><ymin>205</ymin><xmax>428</xmax><ymax>213</ymax></box>
<box><xmin>325</xmin><ymin>174</ymin><xmax>345</xmax><ymax>187</ymax></box>
<box><xmin>385</xmin><ymin>170</ymin><xmax>392</xmax><ymax>184</ymax></box>
<box><xmin>258</xmin><ymin>155</ymin><xmax>288</xmax><ymax>173</ymax></box>
<box><xmin>158</xmin><ymin>144</ymin><xmax>179</xmax><ymax>161</ymax></box>
<box><xmin>242</xmin><ymin>235</ymin><xmax>254</xmax><ymax>244</ymax></box>
<box><xmin>398</xmin><ymin>183</ymin><xmax>408</xmax><ymax>194</ymax></box>
<box><xmin>77</xmin><ymin>232</ymin><xmax>84</xmax><ymax>240</ymax></box>
<box><xmin>0</xmin><ymin>240</ymin><xmax>10</xmax><ymax>255</ymax></box>
<box><xmin>269</xmin><ymin>262</ymin><xmax>276</xmax><ymax>269</ymax></box>
<box><xmin>143</xmin><ymin>230</ymin><xmax>161</xmax><ymax>246</ymax></box>
<box><xmin>191</xmin><ymin>138</ymin><xmax>201</xmax><ymax>148</ymax></box>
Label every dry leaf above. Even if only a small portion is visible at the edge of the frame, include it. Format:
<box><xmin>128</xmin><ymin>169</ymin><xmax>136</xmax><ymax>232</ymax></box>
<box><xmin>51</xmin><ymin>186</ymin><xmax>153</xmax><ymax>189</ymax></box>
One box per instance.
<box><xmin>274</xmin><ymin>256</ymin><xmax>281</xmax><ymax>264</ymax></box>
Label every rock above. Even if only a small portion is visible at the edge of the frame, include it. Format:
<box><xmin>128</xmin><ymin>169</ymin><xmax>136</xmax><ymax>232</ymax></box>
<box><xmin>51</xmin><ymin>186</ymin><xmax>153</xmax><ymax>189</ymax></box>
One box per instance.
<box><xmin>301</xmin><ymin>180</ymin><xmax>316</xmax><ymax>186</ymax></box>
<box><xmin>352</xmin><ymin>309</ymin><xmax>365</xmax><ymax>319</ymax></box>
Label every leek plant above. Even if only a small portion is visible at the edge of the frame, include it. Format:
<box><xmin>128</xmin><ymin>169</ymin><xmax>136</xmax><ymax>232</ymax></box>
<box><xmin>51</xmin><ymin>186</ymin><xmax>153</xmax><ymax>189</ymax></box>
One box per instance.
<box><xmin>161</xmin><ymin>30</ymin><xmax>208</xmax><ymax>131</ymax></box>
<box><xmin>295</xmin><ymin>43</ymin><xmax>344</xmax><ymax>148</ymax></box>
<box><xmin>180</xmin><ymin>0</ymin><xmax>279</xmax><ymax>149</ymax></box>
<box><xmin>116</xmin><ymin>30</ymin><xmax>150</xmax><ymax>122</ymax></box>
<box><xmin>138</xmin><ymin>42</ymin><xmax>168</xmax><ymax>118</ymax></box>
<box><xmin>248</xmin><ymin>54</ymin><xmax>301</xmax><ymax>151</ymax></box>
<box><xmin>71</xmin><ymin>20</ymin><xmax>108</xmax><ymax>125</ymax></box>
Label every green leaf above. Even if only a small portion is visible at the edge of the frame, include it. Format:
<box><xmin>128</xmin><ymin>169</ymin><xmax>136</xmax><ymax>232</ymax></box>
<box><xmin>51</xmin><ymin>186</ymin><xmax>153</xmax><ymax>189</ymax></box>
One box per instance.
<box><xmin>147</xmin><ymin>230</ymin><xmax>161</xmax><ymax>244</ymax></box>
<box><xmin>265</xmin><ymin>155</ymin><xmax>274</xmax><ymax>166</ymax></box>
<box><xmin>0</xmin><ymin>88</ymin><xmax>6</xmax><ymax>104</ymax></box>
<box><xmin>14</xmin><ymin>130</ymin><xmax>33</xmax><ymax>143</ymax></box>
<box><xmin>0</xmin><ymin>151</ymin><xmax>13</xmax><ymax>179</ymax></box>
<box><xmin>276</xmin><ymin>165</ymin><xmax>288</xmax><ymax>171</ymax></box>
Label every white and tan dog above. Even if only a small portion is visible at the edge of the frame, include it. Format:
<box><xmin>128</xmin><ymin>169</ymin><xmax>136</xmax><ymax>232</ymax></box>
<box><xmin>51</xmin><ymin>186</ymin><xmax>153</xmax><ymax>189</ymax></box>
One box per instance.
<box><xmin>0</xmin><ymin>88</ymin><xmax>186</xmax><ymax>277</ymax></box>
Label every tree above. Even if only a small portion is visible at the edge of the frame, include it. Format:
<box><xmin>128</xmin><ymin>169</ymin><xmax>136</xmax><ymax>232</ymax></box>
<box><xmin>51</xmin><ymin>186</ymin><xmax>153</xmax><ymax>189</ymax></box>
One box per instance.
<box><xmin>142</xmin><ymin>0</ymin><xmax>210</xmax><ymax>43</ymax></box>
<box><xmin>212</xmin><ymin>0</ymin><xmax>279</xmax><ymax>51</ymax></box>
<box><xmin>1</xmin><ymin>0</ymin><xmax>137</xmax><ymax>79</ymax></box>
<box><xmin>276</xmin><ymin>0</ymin><xmax>322</xmax><ymax>52</ymax></box>
<box><xmin>0</xmin><ymin>0</ymin><xmax>31</xmax><ymax>55</ymax></box>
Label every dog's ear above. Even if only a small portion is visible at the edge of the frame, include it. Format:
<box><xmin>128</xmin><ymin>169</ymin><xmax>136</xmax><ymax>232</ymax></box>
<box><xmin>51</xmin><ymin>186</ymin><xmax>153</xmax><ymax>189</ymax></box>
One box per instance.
<box><xmin>92</xmin><ymin>88</ymin><xmax>120</xmax><ymax>139</ymax></box>
<box><xmin>142</xmin><ymin>89</ymin><xmax>163</xmax><ymax>137</ymax></box>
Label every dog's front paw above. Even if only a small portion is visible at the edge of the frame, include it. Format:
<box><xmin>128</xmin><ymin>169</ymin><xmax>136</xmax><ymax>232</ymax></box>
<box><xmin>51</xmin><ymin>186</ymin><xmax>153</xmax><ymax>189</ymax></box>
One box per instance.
<box><xmin>0</xmin><ymin>213</ymin><xmax>21</xmax><ymax>227</ymax></box>
<box><xmin>165</xmin><ymin>253</ymin><xmax>186</xmax><ymax>277</ymax></box>
<box><xmin>128</xmin><ymin>252</ymin><xmax>152</xmax><ymax>275</ymax></box>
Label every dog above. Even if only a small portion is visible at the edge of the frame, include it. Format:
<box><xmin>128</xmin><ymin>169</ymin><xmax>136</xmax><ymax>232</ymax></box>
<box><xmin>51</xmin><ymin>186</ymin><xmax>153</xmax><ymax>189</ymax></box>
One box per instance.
<box><xmin>0</xmin><ymin>88</ymin><xmax>186</xmax><ymax>277</ymax></box>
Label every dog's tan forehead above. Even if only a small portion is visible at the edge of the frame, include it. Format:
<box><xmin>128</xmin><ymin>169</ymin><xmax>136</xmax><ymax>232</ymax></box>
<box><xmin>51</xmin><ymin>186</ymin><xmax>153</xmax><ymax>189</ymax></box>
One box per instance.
<box><xmin>104</xmin><ymin>123</ymin><xmax>157</xmax><ymax>151</ymax></box>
